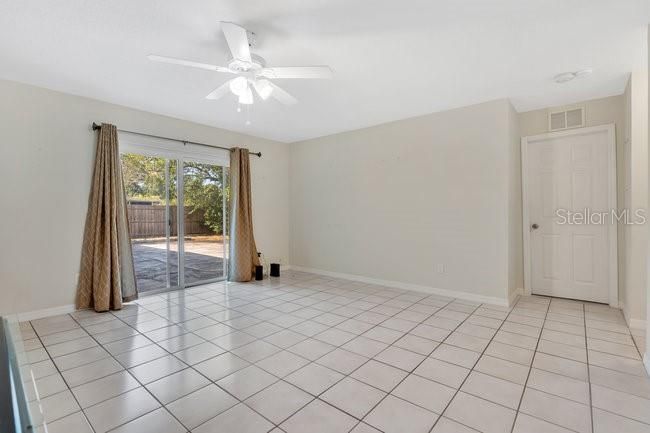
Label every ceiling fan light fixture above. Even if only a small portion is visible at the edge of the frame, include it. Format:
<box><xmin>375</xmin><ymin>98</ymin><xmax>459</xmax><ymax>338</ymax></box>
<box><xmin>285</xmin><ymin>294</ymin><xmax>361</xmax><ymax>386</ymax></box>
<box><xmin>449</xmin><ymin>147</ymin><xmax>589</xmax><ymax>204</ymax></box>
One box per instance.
<box><xmin>229</xmin><ymin>76</ymin><xmax>248</xmax><ymax>96</ymax></box>
<box><xmin>239</xmin><ymin>87</ymin><xmax>253</xmax><ymax>105</ymax></box>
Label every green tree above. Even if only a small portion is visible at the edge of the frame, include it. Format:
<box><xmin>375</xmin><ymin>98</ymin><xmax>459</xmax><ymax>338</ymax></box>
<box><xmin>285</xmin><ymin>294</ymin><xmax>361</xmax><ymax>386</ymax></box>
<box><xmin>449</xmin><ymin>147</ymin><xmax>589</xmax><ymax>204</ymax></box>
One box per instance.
<box><xmin>183</xmin><ymin>162</ymin><xmax>228</xmax><ymax>234</ymax></box>
<box><xmin>121</xmin><ymin>154</ymin><xmax>228</xmax><ymax>235</ymax></box>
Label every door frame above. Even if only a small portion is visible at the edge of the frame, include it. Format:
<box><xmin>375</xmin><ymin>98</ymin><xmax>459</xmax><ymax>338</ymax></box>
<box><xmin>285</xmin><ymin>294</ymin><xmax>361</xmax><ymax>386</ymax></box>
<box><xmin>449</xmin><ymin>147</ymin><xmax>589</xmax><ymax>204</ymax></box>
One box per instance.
<box><xmin>119</xmin><ymin>132</ymin><xmax>230</xmax><ymax>293</ymax></box>
<box><xmin>521</xmin><ymin>123</ymin><xmax>618</xmax><ymax>306</ymax></box>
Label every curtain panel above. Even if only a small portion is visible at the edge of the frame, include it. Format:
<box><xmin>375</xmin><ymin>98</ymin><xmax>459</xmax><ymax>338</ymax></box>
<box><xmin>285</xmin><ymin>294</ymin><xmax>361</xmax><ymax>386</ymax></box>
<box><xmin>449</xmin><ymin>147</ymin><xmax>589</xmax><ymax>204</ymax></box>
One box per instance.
<box><xmin>228</xmin><ymin>147</ymin><xmax>260</xmax><ymax>282</ymax></box>
<box><xmin>76</xmin><ymin>123</ymin><xmax>137</xmax><ymax>311</ymax></box>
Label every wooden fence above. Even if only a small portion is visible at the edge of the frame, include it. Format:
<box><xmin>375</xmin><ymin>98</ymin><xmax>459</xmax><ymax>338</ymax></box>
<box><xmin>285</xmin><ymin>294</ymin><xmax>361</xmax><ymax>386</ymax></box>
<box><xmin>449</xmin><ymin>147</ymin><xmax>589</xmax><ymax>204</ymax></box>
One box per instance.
<box><xmin>127</xmin><ymin>204</ymin><xmax>212</xmax><ymax>238</ymax></box>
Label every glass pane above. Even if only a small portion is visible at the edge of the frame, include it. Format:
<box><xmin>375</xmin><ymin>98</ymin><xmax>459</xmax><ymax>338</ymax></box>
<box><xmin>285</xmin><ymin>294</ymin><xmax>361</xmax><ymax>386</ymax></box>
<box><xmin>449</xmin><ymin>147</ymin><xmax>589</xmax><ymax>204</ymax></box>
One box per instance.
<box><xmin>121</xmin><ymin>153</ymin><xmax>179</xmax><ymax>292</ymax></box>
<box><xmin>182</xmin><ymin>161</ymin><xmax>228</xmax><ymax>285</ymax></box>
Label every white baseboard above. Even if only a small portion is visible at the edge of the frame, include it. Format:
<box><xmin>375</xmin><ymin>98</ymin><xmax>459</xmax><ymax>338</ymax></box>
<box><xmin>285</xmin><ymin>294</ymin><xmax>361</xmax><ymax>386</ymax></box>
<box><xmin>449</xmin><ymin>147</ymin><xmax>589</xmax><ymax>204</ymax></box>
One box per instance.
<box><xmin>5</xmin><ymin>304</ymin><xmax>77</xmax><ymax>323</ymax></box>
<box><xmin>508</xmin><ymin>288</ymin><xmax>524</xmax><ymax>307</ymax></box>
<box><xmin>6</xmin><ymin>265</ymin><xmax>514</xmax><ymax>321</ymax></box>
<box><xmin>621</xmin><ymin>303</ymin><xmax>647</xmax><ymax>330</ymax></box>
<box><xmin>628</xmin><ymin>318</ymin><xmax>647</xmax><ymax>331</ymax></box>
<box><xmin>290</xmin><ymin>266</ymin><xmax>510</xmax><ymax>307</ymax></box>
<box><xmin>8</xmin><ymin>268</ymin><xmax>298</xmax><ymax>322</ymax></box>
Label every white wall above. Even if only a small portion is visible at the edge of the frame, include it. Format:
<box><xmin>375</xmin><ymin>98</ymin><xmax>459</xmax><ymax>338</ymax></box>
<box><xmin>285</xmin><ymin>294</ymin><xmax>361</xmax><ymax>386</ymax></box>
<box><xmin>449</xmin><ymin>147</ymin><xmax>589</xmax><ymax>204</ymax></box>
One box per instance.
<box><xmin>0</xmin><ymin>80</ymin><xmax>290</xmax><ymax>316</ymax></box>
<box><xmin>290</xmin><ymin>99</ymin><xmax>520</xmax><ymax>304</ymax></box>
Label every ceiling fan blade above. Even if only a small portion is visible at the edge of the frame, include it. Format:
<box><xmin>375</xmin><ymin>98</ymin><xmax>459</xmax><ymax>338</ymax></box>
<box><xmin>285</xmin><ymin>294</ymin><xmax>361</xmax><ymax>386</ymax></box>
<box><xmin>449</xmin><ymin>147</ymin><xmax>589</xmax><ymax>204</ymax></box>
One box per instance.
<box><xmin>220</xmin><ymin>22</ymin><xmax>251</xmax><ymax>63</ymax></box>
<box><xmin>267</xmin><ymin>82</ymin><xmax>298</xmax><ymax>105</ymax></box>
<box><xmin>260</xmin><ymin>66</ymin><xmax>333</xmax><ymax>79</ymax></box>
<box><xmin>148</xmin><ymin>55</ymin><xmax>232</xmax><ymax>73</ymax></box>
<box><xmin>252</xmin><ymin>79</ymin><xmax>273</xmax><ymax>100</ymax></box>
<box><xmin>205</xmin><ymin>80</ymin><xmax>234</xmax><ymax>100</ymax></box>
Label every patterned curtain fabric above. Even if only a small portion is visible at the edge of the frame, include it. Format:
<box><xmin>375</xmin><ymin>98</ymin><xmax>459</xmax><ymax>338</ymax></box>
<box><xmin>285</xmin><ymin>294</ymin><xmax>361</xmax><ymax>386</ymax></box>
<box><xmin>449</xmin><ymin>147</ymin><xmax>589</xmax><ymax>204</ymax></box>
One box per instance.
<box><xmin>228</xmin><ymin>148</ymin><xmax>260</xmax><ymax>282</ymax></box>
<box><xmin>76</xmin><ymin>123</ymin><xmax>137</xmax><ymax>311</ymax></box>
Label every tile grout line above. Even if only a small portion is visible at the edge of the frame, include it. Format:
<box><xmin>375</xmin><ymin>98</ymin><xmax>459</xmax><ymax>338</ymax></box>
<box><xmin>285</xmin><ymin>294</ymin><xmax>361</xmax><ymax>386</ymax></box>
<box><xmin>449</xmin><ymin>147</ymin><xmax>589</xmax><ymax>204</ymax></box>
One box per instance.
<box><xmin>584</xmin><ymin>303</ymin><xmax>595</xmax><ymax>433</ymax></box>
<box><xmin>174</xmin><ymin>282</ymin><xmax>396</xmax><ymax>429</ymax></box>
<box><xmin>193</xmin><ymin>286</ymin><xmax>460</xmax><ymax>431</ymax></box>
<box><xmin>335</xmin><ymin>298</ymin><xmax>462</xmax><ymax>433</ymax></box>
<box><xmin>25</xmin><ymin>320</ymin><xmax>99</xmax><ymax>433</ymax></box>
<box><xmin>508</xmin><ymin>297</ymin><xmax>551</xmax><ymax>433</ymax></box>
<box><xmin>31</xmin><ymin>304</ymin><xmax>643</xmax><ymax>390</ymax></box>
<box><xmin>429</xmin><ymin>296</ymin><xmax>530</xmax><ymax>433</ymax></box>
<box><xmin>23</xmin><ymin>280</ymin><xmax>405</xmax><ymax>355</ymax></box>
<box><xmin>326</xmin><ymin>299</ymin><xmax>461</xmax><ymax>432</ymax></box>
<box><xmin>222</xmin><ymin>291</ymin><xmax>644</xmax><ymax>432</ymax></box>
<box><xmin>98</xmin><ymin>281</ymin><xmax>332</xmax><ymax>431</ymax></box>
<box><xmin>112</xmin><ymin>276</ymin><xmax>448</xmax><ymax>431</ymax></box>
<box><xmin>327</xmin><ymin>298</ymin><xmax>479</xmax><ymax>433</ymax></box>
<box><xmin>230</xmin><ymin>287</ymin><xmax>460</xmax><ymax>431</ymax></box>
<box><xmin>65</xmin><ymin>313</ymin><xmax>193</xmax><ymax>433</ymax></box>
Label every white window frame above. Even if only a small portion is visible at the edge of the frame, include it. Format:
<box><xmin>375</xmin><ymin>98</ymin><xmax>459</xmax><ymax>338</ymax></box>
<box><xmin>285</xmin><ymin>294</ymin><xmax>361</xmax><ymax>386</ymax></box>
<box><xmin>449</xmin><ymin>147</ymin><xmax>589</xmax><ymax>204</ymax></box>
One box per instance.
<box><xmin>119</xmin><ymin>131</ymin><xmax>230</xmax><ymax>168</ymax></box>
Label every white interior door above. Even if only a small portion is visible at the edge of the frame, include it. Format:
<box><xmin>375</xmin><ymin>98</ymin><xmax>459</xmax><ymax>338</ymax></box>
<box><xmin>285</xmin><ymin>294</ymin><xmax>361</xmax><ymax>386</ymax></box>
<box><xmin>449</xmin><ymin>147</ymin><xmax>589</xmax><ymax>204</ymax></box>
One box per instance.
<box><xmin>523</xmin><ymin>125</ymin><xmax>616</xmax><ymax>304</ymax></box>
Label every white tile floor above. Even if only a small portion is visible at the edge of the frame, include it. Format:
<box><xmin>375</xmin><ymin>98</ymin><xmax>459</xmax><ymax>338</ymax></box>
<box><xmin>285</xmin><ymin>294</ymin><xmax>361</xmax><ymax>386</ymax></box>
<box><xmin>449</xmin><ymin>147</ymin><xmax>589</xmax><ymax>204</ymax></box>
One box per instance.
<box><xmin>12</xmin><ymin>271</ymin><xmax>650</xmax><ymax>433</ymax></box>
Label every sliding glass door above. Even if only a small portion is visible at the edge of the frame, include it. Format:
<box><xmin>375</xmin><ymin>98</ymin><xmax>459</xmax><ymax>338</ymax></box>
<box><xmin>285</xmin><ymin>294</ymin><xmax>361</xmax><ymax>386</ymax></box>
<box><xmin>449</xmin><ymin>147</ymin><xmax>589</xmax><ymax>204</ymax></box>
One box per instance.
<box><xmin>121</xmin><ymin>153</ymin><xmax>228</xmax><ymax>293</ymax></box>
<box><xmin>182</xmin><ymin>161</ymin><xmax>228</xmax><ymax>286</ymax></box>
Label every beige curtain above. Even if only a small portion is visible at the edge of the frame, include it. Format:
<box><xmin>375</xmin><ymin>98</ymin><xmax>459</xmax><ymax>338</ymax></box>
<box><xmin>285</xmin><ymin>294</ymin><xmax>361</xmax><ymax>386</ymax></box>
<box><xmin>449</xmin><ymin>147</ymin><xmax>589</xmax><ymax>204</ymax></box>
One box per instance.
<box><xmin>228</xmin><ymin>148</ymin><xmax>260</xmax><ymax>281</ymax></box>
<box><xmin>76</xmin><ymin>123</ymin><xmax>137</xmax><ymax>311</ymax></box>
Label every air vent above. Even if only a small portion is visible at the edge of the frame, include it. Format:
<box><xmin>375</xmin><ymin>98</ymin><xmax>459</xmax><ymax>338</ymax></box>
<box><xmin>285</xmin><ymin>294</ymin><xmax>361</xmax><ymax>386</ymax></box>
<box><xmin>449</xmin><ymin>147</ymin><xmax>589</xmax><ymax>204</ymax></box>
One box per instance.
<box><xmin>548</xmin><ymin>105</ymin><xmax>585</xmax><ymax>131</ymax></box>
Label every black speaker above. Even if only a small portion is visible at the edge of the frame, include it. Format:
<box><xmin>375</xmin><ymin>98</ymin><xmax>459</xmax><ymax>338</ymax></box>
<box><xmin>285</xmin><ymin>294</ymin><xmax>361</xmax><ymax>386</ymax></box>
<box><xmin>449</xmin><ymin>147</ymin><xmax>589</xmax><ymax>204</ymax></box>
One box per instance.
<box><xmin>255</xmin><ymin>265</ymin><xmax>263</xmax><ymax>280</ymax></box>
<box><xmin>270</xmin><ymin>263</ymin><xmax>280</xmax><ymax>277</ymax></box>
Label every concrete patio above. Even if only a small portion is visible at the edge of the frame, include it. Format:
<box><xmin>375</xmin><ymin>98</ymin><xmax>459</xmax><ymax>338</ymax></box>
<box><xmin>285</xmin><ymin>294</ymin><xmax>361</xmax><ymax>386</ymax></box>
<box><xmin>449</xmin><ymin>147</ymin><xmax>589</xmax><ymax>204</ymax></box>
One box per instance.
<box><xmin>132</xmin><ymin>237</ymin><xmax>227</xmax><ymax>292</ymax></box>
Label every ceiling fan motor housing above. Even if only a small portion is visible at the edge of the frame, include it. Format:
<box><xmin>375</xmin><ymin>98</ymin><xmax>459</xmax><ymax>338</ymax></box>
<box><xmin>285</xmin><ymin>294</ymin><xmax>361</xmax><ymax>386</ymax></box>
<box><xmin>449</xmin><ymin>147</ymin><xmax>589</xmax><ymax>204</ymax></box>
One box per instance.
<box><xmin>227</xmin><ymin>53</ymin><xmax>266</xmax><ymax>73</ymax></box>
<box><xmin>246</xmin><ymin>30</ymin><xmax>257</xmax><ymax>48</ymax></box>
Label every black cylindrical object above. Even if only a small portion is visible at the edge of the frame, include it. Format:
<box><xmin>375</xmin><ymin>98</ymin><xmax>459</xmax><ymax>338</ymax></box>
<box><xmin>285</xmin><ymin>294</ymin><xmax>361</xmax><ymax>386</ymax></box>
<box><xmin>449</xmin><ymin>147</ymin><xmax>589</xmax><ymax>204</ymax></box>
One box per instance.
<box><xmin>270</xmin><ymin>263</ymin><xmax>280</xmax><ymax>277</ymax></box>
<box><xmin>255</xmin><ymin>265</ymin><xmax>263</xmax><ymax>280</ymax></box>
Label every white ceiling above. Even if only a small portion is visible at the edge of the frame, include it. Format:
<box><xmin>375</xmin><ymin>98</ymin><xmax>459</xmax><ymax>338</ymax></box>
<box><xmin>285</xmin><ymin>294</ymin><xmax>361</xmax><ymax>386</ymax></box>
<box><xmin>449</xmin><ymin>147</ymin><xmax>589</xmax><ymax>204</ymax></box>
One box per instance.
<box><xmin>0</xmin><ymin>0</ymin><xmax>647</xmax><ymax>142</ymax></box>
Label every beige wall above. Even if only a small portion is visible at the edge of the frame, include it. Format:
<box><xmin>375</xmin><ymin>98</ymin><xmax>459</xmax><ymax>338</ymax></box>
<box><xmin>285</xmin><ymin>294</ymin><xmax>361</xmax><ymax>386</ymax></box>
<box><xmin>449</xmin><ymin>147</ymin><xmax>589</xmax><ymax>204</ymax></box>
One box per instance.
<box><xmin>290</xmin><ymin>99</ymin><xmax>519</xmax><ymax>304</ymax></box>
<box><xmin>0</xmin><ymin>80</ymin><xmax>291</xmax><ymax>316</ymax></box>
<box><xmin>2</xmin><ymin>78</ymin><xmax>644</xmax><ymax>318</ymax></box>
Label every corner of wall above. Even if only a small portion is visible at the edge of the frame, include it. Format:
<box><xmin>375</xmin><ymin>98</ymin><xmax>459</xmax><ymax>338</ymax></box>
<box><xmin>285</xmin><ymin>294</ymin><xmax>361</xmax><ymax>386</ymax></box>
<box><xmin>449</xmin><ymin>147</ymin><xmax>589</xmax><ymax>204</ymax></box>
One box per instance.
<box><xmin>646</xmin><ymin>22</ymin><xmax>650</xmax><ymax>365</ymax></box>
<box><xmin>623</xmin><ymin>66</ymin><xmax>649</xmax><ymax>326</ymax></box>
<box><xmin>506</xmin><ymin>99</ymin><xmax>524</xmax><ymax>301</ymax></box>
<box><xmin>622</xmin><ymin>302</ymin><xmax>647</xmax><ymax>330</ymax></box>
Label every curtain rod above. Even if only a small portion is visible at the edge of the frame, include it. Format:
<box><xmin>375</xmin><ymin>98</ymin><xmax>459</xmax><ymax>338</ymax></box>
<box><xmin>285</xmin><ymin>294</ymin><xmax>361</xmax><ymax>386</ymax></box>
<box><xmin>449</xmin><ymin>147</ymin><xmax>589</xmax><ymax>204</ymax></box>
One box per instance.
<box><xmin>91</xmin><ymin>122</ymin><xmax>262</xmax><ymax>157</ymax></box>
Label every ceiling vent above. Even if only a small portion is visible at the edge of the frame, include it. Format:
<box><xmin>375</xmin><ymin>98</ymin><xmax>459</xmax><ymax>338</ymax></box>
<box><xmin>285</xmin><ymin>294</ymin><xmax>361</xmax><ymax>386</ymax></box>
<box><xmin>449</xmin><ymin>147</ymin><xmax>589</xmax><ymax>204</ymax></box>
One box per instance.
<box><xmin>548</xmin><ymin>105</ymin><xmax>585</xmax><ymax>131</ymax></box>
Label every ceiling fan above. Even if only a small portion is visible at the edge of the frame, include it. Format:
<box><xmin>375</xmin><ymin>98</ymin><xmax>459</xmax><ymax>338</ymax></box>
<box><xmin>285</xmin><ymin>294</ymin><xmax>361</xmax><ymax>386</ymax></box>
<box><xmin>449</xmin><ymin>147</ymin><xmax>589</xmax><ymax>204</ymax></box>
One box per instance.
<box><xmin>148</xmin><ymin>22</ymin><xmax>333</xmax><ymax>107</ymax></box>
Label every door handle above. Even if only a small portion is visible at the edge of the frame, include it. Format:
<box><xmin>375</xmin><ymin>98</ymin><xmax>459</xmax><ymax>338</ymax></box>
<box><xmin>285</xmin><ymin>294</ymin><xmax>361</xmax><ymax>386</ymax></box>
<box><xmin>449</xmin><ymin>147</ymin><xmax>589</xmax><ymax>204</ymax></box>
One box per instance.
<box><xmin>531</xmin><ymin>223</ymin><xmax>540</xmax><ymax>230</ymax></box>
